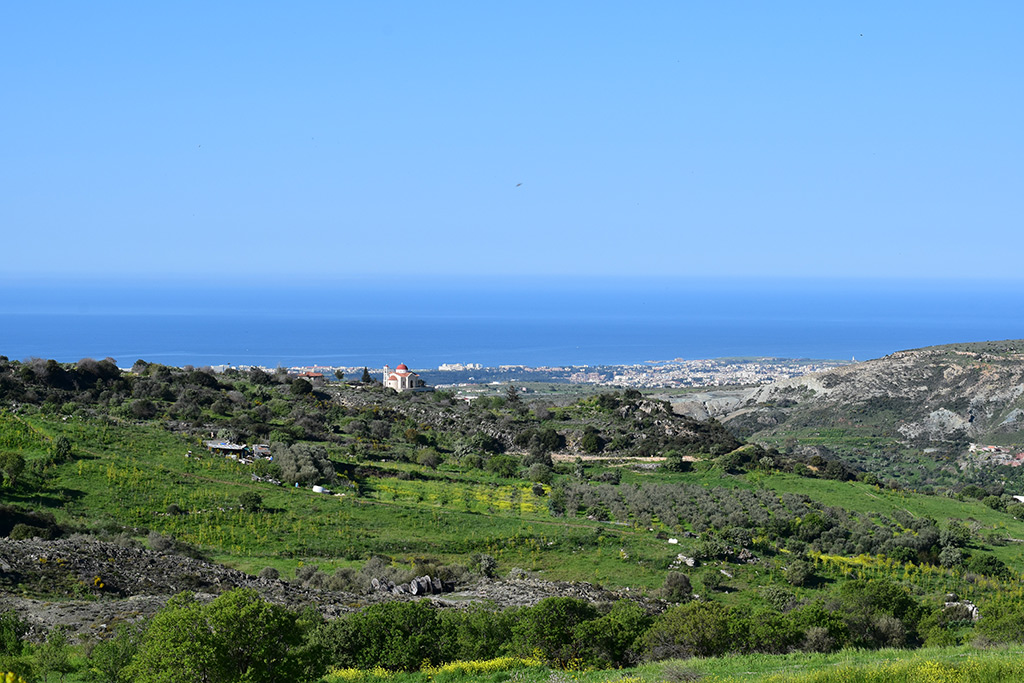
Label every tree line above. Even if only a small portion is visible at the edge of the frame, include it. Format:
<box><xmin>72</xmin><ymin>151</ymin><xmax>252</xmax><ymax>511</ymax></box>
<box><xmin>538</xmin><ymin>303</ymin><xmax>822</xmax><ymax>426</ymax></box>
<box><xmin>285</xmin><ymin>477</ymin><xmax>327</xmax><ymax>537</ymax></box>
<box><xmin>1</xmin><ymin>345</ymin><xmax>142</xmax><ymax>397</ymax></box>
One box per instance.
<box><xmin>5</xmin><ymin>575</ymin><xmax>1024</xmax><ymax>682</ymax></box>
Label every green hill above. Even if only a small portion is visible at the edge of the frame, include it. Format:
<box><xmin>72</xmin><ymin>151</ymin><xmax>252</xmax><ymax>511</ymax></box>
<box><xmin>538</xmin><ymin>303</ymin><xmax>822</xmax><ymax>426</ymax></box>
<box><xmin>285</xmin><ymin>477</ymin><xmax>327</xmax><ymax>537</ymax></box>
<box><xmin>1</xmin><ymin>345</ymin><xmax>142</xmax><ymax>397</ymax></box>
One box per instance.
<box><xmin>5</xmin><ymin>353</ymin><xmax>1024</xmax><ymax>680</ymax></box>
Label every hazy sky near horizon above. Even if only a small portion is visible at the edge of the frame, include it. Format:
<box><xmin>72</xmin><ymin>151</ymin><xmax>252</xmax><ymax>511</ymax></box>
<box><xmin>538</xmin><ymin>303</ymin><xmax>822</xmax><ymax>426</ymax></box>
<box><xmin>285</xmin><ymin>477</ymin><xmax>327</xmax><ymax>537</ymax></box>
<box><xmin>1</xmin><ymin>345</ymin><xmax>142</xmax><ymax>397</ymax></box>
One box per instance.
<box><xmin>3</xmin><ymin>3</ymin><xmax>1022</xmax><ymax>281</ymax></box>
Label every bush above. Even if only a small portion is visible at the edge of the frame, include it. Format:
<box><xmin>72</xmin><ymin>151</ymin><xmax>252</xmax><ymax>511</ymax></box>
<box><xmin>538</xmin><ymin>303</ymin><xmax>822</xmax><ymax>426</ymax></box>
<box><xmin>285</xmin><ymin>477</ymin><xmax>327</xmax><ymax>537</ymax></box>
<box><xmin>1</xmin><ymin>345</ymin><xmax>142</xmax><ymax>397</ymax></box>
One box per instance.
<box><xmin>239</xmin><ymin>491</ymin><xmax>263</xmax><ymax>512</ymax></box>
<box><xmin>474</xmin><ymin>554</ymin><xmax>498</xmax><ymax>578</ymax></box>
<box><xmin>785</xmin><ymin>559</ymin><xmax>813</xmax><ymax>587</ymax></box>
<box><xmin>701</xmin><ymin>569</ymin><xmax>725</xmax><ymax>592</ymax></box>
<box><xmin>290</xmin><ymin>379</ymin><xmax>312</xmax><ymax>395</ymax></box>
<box><xmin>295</xmin><ymin>564</ymin><xmax>319</xmax><ymax>583</ymax></box>
<box><xmin>510</xmin><ymin>597</ymin><xmax>598</xmax><ymax>667</ymax></box>
<box><xmin>574</xmin><ymin>600</ymin><xmax>651</xmax><ymax>667</ymax></box>
<box><xmin>965</xmin><ymin>553</ymin><xmax>1012</xmax><ymax>579</ymax></box>
<box><xmin>939</xmin><ymin>521</ymin><xmax>971</xmax><ymax>548</ymax></box>
<box><xmin>127</xmin><ymin>589</ymin><xmax>325</xmax><ymax>683</ymax></box>
<box><xmin>258</xmin><ymin>567</ymin><xmax>280</xmax><ymax>581</ymax></box>
<box><xmin>273</xmin><ymin>443</ymin><xmax>336</xmax><ymax>486</ymax></box>
<box><xmin>485</xmin><ymin>455</ymin><xmax>518</xmax><ymax>478</ymax></box>
<box><xmin>88</xmin><ymin>621</ymin><xmax>143</xmax><ymax>683</ymax></box>
<box><xmin>760</xmin><ymin>585</ymin><xmax>797</xmax><ymax>612</ymax></box>
<box><xmin>527</xmin><ymin>463</ymin><xmax>553</xmax><ymax>484</ymax></box>
<box><xmin>146</xmin><ymin>532</ymin><xmax>207</xmax><ymax>560</ymax></box>
<box><xmin>317</xmin><ymin>600</ymin><xmax>442</xmax><ymax>671</ymax></box>
<box><xmin>326</xmin><ymin>568</ymin><xmax>357</xmax><ymax>591</ymax></box>
<box><xmin>801</xmin><ymin>626</ymin><xmax>835</xmax><ymax>653</ymax></box>
<box><xmin>641</xmin><ymin>601</ymin><xmax>738</xmax><ymax>660</ymax></box>
<box><xmin>939</xmin><ymin>545</ymin><xmax>963</xmax><ymax>567</ymax></box>
<box><xmin>0</xmin><ymin>452</ymin><xmax>26</xmax><ymax>488</ymax></box>
<box><xmin>36</xmin><ymin>626</ymin><xmax>73</xmax><ymax>683</ymax></box>
<box><xmin>838</xmin><ymin>578</ymin><xmax>925</xmax><ymax>649</ymax></box>
<box><xmin>975</xmin><ymin>602</ymin><xmax>1024</xmax><ymax>644</ymax></box>
<box><xmin>416</xmin><ymin>450</ymin><xmax>440</xmax><ymax>469</ymax></box>
<box><xmin>581</xmin><ymin>429</ymin><xmax>603</xmax><ymax>454</ymax></box>
<box><xmin>0</xmin><ymin>610</ymin><xmax>28</xmax><ymax>656</ymax></box>
<box><xmin>147</xmin><ymin>531</ymin><xmax>175</xmax><ymax>553</ymax></box>
<box><xmin>8</xmin><ymin>524</ymin><xmax>42</xmax><ymax>541</ymax></box>
<box><xmin>662</xmin><ymin>572</ymin><xmax>692</xmax><ymax>602</ymax></box>
<box><xmin>744</xmin><ymin>607</ymin><xmax>803</xmax><ymax>654</ymax></box>
<box><xmin>437</xmin><ymin>604</ymin><xmax>516</xmax><ymax>662</ymax></box>
<box><xmin>983</xmin><ymin>495</ymin><xmax>1005</xmax><ymax>511</ymax></box>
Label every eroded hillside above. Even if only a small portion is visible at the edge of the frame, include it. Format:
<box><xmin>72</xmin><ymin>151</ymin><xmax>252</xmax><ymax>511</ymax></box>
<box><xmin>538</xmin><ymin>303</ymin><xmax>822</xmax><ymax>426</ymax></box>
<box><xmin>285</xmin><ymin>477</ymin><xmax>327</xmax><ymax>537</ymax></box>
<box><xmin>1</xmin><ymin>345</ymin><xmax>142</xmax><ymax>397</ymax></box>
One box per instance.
<box><xmin>717</xmin><ymin>341</ymin><xmax>1024</xmax><ymax>488</ymax></box>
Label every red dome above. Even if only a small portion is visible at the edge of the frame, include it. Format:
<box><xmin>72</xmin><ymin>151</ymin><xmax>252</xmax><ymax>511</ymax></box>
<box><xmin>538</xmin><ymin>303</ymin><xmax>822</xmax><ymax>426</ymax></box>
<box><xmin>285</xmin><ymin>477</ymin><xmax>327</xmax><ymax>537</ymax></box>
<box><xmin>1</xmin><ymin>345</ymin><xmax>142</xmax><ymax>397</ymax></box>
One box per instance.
<box><xmin>396</xmin><ymin>363</ymin><xmax>408</xmax><ymax>371</ymax></box>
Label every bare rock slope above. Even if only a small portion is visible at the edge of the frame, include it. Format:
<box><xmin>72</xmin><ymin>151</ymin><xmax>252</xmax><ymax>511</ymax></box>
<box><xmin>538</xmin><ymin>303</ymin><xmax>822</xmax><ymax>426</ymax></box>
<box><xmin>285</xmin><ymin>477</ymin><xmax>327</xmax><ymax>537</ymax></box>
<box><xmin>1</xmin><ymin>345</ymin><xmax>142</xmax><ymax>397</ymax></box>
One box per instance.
<box><xmin>721</xmin><ymin>340</ymin><xmax>1024</xmax><ymax>444</ymax></box>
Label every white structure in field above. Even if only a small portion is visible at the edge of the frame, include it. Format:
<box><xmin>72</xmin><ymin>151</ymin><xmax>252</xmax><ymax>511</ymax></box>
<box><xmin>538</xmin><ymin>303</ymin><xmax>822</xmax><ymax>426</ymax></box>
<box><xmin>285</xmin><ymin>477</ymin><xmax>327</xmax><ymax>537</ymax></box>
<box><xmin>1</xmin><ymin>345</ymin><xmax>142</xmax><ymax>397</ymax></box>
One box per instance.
<box><xmin>383</xmin><ymin>363</ymin><xmax>427</xmax><ymax>392</ymax></box>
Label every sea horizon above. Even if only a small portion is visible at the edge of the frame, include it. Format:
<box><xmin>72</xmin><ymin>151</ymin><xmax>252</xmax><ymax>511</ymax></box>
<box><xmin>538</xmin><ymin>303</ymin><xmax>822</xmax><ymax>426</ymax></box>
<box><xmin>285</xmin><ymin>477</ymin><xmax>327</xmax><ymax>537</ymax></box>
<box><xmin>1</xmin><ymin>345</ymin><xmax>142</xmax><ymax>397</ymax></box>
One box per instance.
<box><xmin>2</xmin><ymin>276</ymin><xmax>1022</xmax><ymax>369</ymax></box>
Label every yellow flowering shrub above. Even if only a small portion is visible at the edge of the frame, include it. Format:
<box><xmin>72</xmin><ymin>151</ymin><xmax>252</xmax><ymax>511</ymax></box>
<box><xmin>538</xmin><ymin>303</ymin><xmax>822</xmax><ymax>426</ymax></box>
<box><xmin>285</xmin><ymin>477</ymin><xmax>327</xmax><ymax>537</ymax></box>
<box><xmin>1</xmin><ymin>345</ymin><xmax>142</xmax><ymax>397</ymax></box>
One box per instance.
<box><xmin>322</xmin><ymin>666</ymin><xmax>393</xmax><ymax>683</ymax></box>
<box><xmin>421</xmin><ymin>655</ymin><xmax>545</xmax><ymax>676</ymax></box>
<box><xmin>323</xmin><ymin>656</ymin><xmax>546</xmax><ymax>682</ymax></box>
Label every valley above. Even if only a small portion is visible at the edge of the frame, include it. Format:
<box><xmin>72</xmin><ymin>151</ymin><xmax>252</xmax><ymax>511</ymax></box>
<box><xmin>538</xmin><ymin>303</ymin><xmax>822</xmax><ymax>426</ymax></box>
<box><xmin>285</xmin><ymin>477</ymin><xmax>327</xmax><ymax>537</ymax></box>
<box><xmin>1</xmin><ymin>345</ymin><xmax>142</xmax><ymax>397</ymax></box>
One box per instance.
<box><xmin>3</xmin><ymin>344</ymin><xmax>1024</xmax><ymax>681</ymax></box>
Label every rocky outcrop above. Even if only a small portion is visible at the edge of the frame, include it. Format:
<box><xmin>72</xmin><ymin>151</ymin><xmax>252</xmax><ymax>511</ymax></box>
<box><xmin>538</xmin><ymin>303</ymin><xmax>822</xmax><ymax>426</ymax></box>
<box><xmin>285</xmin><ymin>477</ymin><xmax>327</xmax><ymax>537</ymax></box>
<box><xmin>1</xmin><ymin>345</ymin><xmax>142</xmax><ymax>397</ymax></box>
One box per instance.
<box><xmin>721</xmin><ymin>341</ymin><xmax>1024</xmax><ymax>444</ymax></box>
<box><xmin>0</xmin><ymin>538</ymin><xmax>659</xmax><ymax>637</ymax></box>
<box><xmin>0</xmin><ymin>537</ymin><xmax>342</xmax><ymax>610</ymax></box>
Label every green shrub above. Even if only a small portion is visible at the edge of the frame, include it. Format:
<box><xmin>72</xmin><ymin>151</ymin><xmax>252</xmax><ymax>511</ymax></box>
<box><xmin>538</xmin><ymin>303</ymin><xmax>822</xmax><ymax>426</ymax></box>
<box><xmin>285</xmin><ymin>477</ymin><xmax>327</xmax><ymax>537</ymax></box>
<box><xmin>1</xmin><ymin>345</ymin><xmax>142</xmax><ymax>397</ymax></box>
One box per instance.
<box><xmin>8</xmin><ymin>524</ymin><xmax>42</xmax><ymax>541</ymax></box>
<box><xmin>965</xmin><ymin>553</ymin><xmax>1012</xmax><ymax>579</ymax></box>
<box><xmin>662</xmin><ymin>572</ymin><xmax>693</xmax><ymax>602</ymax></box>
<box><xmin>574</xmin><ymin>600</ymin><xmax>651</xmax><ymax>667</ymax></box>
<box><xmin>510</xmin><ymin>597</ymin><xmax>598</xmax><ymax>667</ymax></box>
<box><xmin>437</xmin><ymin>603</ymin><xmax>516</xmax><ymax>662</ymax></box>
<box><xmin>785</xmin><ymin>559</ymin><xmax>813</xmax><ymax>587</ymax></box>
<box><xmin>317</xmin><ymin>600</ymin><xmax>442</xmax><ymax>671</ymax></box>
<box><xmin>239</xmin><ymin>491</ymin><xmax>263</xmax><ymax>512</ymax></box>
<box><xmin>641</xmin><ymin>600</ymin><xmax>738</xmax><ymax>660</ymax></box>
<box><xmin>0</xmin><ymin>610</ymin><xmax>28</xmax><ymax>656</ymax></box>
<box><xmin>127</xmin><ymin>589</ymin><xmax>324</xmax><ymax>683</ymax></box>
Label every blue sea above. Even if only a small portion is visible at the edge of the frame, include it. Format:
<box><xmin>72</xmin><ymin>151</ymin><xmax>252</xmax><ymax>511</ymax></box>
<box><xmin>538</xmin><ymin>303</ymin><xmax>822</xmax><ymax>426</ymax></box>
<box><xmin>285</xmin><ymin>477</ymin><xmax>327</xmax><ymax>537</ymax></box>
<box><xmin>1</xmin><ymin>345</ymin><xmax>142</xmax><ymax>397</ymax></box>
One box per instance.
<box><xmin>1</xmin><ymin>277</ymin><xmax>1022</xmax><ymax>369</ymax></box>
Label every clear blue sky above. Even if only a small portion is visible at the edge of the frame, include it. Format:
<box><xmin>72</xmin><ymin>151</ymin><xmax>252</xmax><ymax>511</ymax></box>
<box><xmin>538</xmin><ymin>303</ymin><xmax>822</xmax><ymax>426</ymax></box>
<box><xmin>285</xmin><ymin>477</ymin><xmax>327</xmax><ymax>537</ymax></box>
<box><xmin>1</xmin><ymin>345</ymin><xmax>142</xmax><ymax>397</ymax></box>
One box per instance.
<box><xmin>2</xmin><ymin>2</ymin><xmax>1021</xmax><ymax>281</ymax></box>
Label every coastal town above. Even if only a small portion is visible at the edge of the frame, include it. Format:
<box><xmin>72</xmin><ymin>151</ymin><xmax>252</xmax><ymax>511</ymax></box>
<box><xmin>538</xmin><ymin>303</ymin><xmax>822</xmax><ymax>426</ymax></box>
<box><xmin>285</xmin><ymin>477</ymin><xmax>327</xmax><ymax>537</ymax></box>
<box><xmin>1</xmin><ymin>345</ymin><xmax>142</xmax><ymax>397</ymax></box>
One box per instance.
<box><xmin>208</xmin><ymin>357</ymin><xmax>850</xmax><ymax>391</ymax></box>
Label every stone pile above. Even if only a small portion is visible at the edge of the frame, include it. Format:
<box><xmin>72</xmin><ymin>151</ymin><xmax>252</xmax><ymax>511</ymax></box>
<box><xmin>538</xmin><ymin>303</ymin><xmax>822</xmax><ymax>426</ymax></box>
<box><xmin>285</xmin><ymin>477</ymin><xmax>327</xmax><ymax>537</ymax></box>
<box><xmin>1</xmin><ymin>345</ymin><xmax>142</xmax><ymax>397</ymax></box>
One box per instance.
<box><xmin>369</xmin><ymin>575</ymin><xmax>452</xmax><ymax>595</ymax></box>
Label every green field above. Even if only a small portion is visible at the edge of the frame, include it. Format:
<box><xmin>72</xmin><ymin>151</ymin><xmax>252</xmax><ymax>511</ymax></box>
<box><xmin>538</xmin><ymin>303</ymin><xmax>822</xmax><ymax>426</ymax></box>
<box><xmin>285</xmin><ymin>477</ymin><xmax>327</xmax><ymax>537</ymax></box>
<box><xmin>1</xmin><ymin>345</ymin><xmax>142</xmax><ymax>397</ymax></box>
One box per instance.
<box><xmin>7</xmin><ymin>360</ymin><xmax>1024</xmax><ymax>682</ymax></box>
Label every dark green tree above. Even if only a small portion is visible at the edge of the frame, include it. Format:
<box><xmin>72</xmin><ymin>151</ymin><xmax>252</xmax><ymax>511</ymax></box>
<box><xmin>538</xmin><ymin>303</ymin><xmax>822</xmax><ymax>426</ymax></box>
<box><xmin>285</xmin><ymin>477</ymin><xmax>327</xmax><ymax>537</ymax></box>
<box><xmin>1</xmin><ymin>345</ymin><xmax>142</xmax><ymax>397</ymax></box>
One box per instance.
<box><xmin>641</xmin><ymin>600</ymin><xmax>738</xmax><ymax>660</ymax></box>
<box><xmin>239</xmin><ymin>491</ymin><xmax>263</xmax><ymax>512</ymax></box>
<box><xmin>580</xmin><ymin>428</ymin><xmax>603</xmax><ymax>454</ymax></box>
<box><xmin>662</xmin><ymin>572</ymin><xmax>692</xmax><ymax>602</ymax></box>
<box><xmin>785</xmin><ymin>559</ymin><xmax>813</xmax><ymax>587</ymax></box>
<box><xmin>316</xmin><ymin>600</ymin><xmax>441</xmax><ymax>671</ymax></box>
<box><xmin>290</xmin><ymin>379</ymin><xmax>312</xmax><ymax>396</ymax></box>
<box><xmin>53</xmin><ymin>436</ymin><xmax>73</xmax><ymax>462</ymax></box>
<box><xmin>574</xmin><ymin>600</ymin><xmax>651</xmax><ymax>666</ymax></box>
<box><xmin>86</xmin><ymin>622</ymin><xmax>143</xmax><ymax>683</ymax></box>
<box><xmin>0</xmin><ymin>609</ymin><xmax>28</xmax><ymax>656</ymax></box>
<box><xmin>0</xmin><ymin>452</ymin><xmax>25</xmax><ymax>488</ymax></box>
<box><xmin>510</xmin><ymin>597</ymin><xmax>598</xmax><ymax>667</ymax></box>
<box><xmin>939</xmin><ymin>521</ymin><xmax>971</xmax><ymax>549</ymax></box>
<box><xmin>36</xmin><ymin>625</ymin><xmax>74</xmax><ymax>683</ymax></box>
<box><xmin>437</xmin><ymin>604</ymin><xmax>515</xmax><ymax>662</ymax></box>
<box><xmin>485</xmin><ymin>455</ymin><xmax>518</xmax><ymax>478</ymax></box>
<box><xmin>126</xmin><ymin>589</ymin><xmax>324</xmax><ymax>683</ymax></box>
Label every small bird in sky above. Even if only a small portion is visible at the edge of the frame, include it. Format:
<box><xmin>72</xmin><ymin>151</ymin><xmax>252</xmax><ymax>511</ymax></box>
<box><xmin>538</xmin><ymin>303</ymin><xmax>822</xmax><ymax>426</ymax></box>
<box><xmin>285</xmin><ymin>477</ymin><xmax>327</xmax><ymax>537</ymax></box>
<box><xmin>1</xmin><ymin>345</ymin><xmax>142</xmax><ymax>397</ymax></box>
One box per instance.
<box><xmin>516</xmin><ymin>183</ymin><xmax>522</xmax><ymax>187</ymax></box>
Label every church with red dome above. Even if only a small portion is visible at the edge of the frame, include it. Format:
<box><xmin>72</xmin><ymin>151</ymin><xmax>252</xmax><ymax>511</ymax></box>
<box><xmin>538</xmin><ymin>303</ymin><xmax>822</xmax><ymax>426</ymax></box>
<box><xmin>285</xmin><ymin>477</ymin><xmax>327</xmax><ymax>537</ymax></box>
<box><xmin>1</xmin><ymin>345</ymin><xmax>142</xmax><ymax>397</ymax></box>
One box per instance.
<box><xmin>383</xmin><ymin>363</ymin><xmax>428</xmax><ymax>392</ymax></box>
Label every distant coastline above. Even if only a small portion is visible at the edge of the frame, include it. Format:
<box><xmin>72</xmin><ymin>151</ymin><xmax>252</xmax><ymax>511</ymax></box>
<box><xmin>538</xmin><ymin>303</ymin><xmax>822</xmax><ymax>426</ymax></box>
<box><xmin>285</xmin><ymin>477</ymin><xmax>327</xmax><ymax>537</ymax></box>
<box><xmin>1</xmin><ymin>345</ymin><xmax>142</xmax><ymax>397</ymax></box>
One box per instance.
<box><xmin>2</xmin><ymin>278</ymin><xmax>1022</xmax><ymax>368</ymax></box>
